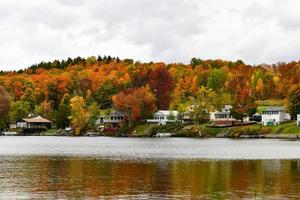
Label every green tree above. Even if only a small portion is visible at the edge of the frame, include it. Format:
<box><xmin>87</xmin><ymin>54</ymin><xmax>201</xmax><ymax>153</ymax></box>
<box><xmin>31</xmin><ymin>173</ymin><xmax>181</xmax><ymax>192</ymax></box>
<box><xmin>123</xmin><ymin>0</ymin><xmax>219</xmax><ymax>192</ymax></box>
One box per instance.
<box><xmin>86</xmin><ymin>56</ymin><xmax>97</xmax><ymax>65</ymax></box>
<box><xmin>47</xmin><ymin>82</ymin><xmax>60</xmax><ymax>109</ymax></box>
<box><xmin>56</xmin><ymin>94</ymin><xmax>71</xmax><ymax>129</ymax></box>
<box><xmin>87</xmin><ymin>102</ymin><xmax>99</xmax><ymax>131</ymax></box>
<box><xmin>286</xmin><ymin>85</ymin><xmax>300</xmax><ymax>119</ymax></box>
<box><xmin>93</xmin><ymin>81</ymin><xmax>117</xmax><ymax>109</ymax></box>
<box><xmin>207</xmin><ymin>68</ymin><xmax>227</xmax><ymax>91</ymax></box>
<box><xmin>190</xmin><ymin>57</ymin><xmax>203</xmax><ymax>68</ymax></box>
<box><xmin>9</xmin><ymin>101</ymin><xmax>31</xmax><ymax>123</ymax></box>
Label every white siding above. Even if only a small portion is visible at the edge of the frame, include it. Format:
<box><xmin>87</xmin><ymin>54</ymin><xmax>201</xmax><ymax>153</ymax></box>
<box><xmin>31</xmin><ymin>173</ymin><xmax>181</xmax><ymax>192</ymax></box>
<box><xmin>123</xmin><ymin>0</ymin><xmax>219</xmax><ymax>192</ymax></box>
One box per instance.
<box><xmin>17</xmin><ymin>122</ymin><xmax>27</xmax><ymax>128</ymax></box>
<box><xmin>262</xmin><ymin>112</ymin><xmax>290</xmax><ymax>125</ymax></box>
<box><xmin>147</xmin><ymin>110</ymin><xmax>178</xmax><ymax>125</ymax></box>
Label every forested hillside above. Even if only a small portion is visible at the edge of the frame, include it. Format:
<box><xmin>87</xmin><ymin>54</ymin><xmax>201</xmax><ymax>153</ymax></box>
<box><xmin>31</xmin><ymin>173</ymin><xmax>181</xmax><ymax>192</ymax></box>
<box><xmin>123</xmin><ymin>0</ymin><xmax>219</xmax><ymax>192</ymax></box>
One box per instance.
<box><xmin>1</xmin><ymin>56</ymin><xmax>300</xmax><ymax>134</ymax></box>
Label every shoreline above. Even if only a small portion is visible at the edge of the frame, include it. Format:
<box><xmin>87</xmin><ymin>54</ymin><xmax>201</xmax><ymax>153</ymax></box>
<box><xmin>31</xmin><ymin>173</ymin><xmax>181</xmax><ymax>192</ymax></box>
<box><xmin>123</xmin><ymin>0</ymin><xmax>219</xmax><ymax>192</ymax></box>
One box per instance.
<box><xmin>2</xmin><ymin>133</ymin><xmax>300</xmax><ymax>140</ymax></box>
<box><xmin>3</xmin><ymin>121</ymin><xmax>300</xmax><ymax>139</ymax></box>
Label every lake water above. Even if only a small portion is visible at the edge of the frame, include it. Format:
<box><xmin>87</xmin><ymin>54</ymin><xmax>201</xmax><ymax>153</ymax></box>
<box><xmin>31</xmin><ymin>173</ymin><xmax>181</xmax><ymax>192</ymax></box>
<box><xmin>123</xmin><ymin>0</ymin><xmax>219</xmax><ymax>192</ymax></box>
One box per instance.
<box><xmin>1</xmin><ymin>137</ymin><xmax>300</xmax><ymax>199</ymax></box>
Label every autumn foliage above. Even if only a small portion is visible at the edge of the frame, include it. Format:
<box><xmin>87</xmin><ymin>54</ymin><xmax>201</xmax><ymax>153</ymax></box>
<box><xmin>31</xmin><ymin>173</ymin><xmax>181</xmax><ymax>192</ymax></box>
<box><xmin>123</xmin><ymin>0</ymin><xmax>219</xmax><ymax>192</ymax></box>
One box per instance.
<box><xmin>0</xmin><ymin>55</ymin><xmax>300</xmax><ymax>130</ymax></box>
<box><xmin>149</xmin><ymin>63</ymin><xmax>174</xmax><ymax>109</ymax></box>
<box><xmin>231</xmin><ymin>85</ymin><xmax>257</xmax><ymax>125</ymax></box>
<box><xmin>112</xmin><ymin>86</ymin><xmax>156</xmax><ymax>125</ymax></box>
<box><xmin>69</xmin><ymin>96</ymin><xmax>90</xmax><ymax>135</ymax></box>
<box><xmin>0</xmin><ymin>86</ymin><xmax>9</xmax><ymax>116</ymax></box>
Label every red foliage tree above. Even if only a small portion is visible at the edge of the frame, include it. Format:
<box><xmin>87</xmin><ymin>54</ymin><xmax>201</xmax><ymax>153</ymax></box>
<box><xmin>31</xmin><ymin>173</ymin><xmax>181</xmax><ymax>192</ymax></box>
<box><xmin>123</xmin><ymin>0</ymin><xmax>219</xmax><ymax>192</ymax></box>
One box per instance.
<box><xmin>149</xmin><ymin>63</ymin><xmax>174</xmax><ymax>110</ymax></box>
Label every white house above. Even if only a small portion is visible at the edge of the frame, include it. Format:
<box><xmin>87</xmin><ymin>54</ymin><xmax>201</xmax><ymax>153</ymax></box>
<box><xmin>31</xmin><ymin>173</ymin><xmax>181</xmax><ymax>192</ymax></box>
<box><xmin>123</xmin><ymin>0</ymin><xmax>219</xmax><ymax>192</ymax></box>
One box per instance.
<box><xmin>147</xmin><ymin>110</ymin><xmax>178</xmax><ymax>125</ymax></box>
<box><xmin>181</xmin><ymin>105</ymin><xmax>197</xmax><ymax>123</ymax></box>
<box><xmin>96</xmin><ymin>111</ymin><xmax>127</xmax><ymax>126</ymax></box>
<box><xmin>261</xmin><ymin>106</ymin><xmax>291</xmax><ymax>126</ymax></box>
<box><xmin>297</xmin><ymin>114</ymin><xmax>300</xmax><ymax>126</ymax></box>
<box><xmin>209</xmin><ymin>105</ymin><xmax>237</xmax><ymax>125</ymax></box>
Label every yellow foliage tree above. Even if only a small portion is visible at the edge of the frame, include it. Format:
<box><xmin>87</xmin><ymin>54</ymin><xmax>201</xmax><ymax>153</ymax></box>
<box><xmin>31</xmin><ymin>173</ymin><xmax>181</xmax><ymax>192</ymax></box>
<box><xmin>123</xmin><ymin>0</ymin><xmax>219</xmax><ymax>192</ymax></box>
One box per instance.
<box><xmin>193</xmin><ymin>86</ymin><xmax>217</xmax><ymax>123</ymax></box>
<box><xmin>69</xmin><ymin>96</ymin><xmax>90</xmax><ymax>135</ymax></box>
<box><xmin>256</xmin><ymin>79</ymin><xmax>265</xmax><ymax>100</ymax></box>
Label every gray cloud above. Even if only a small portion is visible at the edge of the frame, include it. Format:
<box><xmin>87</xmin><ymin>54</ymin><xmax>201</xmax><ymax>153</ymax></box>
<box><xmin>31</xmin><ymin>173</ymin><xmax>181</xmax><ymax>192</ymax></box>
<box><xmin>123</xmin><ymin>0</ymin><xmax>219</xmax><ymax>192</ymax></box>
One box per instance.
<box><xmin>1</xmin><ymin>0</ymin><xmax>300</xmax><ymax>70</ymax></box>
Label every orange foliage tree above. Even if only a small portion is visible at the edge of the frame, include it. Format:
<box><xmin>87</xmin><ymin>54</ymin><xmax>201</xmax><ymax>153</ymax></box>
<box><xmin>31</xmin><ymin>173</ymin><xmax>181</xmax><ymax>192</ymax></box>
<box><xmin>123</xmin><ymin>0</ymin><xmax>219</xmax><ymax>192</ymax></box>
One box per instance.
<box><xmin>112</xmin><ymin>86</ymin><xmax>156</xmax><ymax>127</ymax></box>
<box><xmin>231</xmin><ymin>85</ymin><xmax>257</xmax><ymax>126</ymax></box>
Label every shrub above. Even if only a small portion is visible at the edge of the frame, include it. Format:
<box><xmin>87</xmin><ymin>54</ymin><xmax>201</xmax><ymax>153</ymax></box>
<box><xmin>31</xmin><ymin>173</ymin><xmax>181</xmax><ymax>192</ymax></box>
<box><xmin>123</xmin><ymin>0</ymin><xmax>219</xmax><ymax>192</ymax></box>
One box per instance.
<box><xmin>259</xmin><ymin>127</ymin><xmax>272</xmax><ymax>134</ymax></box>
<box><xmin>117</xmin><ymin>123</ymin><xmax>132</xmax><ymax>136</ymax></box>
<box><xmin>228</xmin><ymin>127</ymin><xmax>260</xmax><ymax>138</ymax></box>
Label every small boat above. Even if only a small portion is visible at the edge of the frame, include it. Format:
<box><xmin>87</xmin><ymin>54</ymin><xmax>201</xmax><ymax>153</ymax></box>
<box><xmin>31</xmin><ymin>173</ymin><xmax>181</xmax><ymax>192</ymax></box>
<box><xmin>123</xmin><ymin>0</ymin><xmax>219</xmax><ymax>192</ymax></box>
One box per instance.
<box><xmin>84</xmin><ymin>132</ymin><xmax>101</xmax><ymax>137</ymax></box>
<box><xmin>156</xmin><ymin>133</ymin><xmax>172</xmax><ymax>137</ymax></box>
<box><xmin>3</xmin><ymin>131</ymin><xmax>18</xmax><ymax>136</ymax></box>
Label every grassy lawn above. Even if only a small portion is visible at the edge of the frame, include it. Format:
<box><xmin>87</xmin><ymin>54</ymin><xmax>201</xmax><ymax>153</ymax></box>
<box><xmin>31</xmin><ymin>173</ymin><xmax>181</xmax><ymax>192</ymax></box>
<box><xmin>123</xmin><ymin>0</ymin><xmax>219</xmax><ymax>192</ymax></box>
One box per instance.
<box><xmin>256</xmin><ymin>99</ymin><xmax>284</xmax><ymax>106</ymax></box>
<box><xmin>252</xmin><ymin>121</ymin><xmax>300</xmax><ymax>134</ymax></box>
<box><xmin>133</xmin><ymin>121</ymin><xmax>300</xmax><ymax>137</ymax></box>
<box><xmin>201</xmin><ymin>121</ymin><xmax>300</xmax><ymax>135</ymax></box>
<box><xmin>275</xmin><ymin>121</ymin><xmax>300</xmax><ymax>134</ymax></box>
<box><xmin>133</xmin><ymin>123</ymin><xmax>229</xmax><ymax>137</ymax></box>
<box><xmin>134</xmin><ymin>124</ymin><xmax>156</xmax><ymax>136</ymax></box>
<box><xmin>41</xmin><ymin>129</ymin><xmax>58</xmax><ymax>136</ymax></box>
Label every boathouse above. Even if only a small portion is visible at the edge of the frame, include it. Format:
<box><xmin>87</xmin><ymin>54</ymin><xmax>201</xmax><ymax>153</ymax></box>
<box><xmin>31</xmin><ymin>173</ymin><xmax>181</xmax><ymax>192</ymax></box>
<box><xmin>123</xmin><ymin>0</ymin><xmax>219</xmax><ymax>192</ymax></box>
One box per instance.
<box><xmin>16</xmin><ymin>115</ymin><xmax>52</xmax><ymax>133</ymax></box>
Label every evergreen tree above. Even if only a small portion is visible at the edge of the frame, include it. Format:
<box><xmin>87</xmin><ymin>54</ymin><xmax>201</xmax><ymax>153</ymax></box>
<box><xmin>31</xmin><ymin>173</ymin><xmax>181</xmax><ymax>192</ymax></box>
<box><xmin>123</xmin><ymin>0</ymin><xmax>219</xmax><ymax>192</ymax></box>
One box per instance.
<box><xmin>286</xmin><ymin>85</ymin><xmax>300</xmax><ymax>119</ymax></box>
<box><xmin>56</xmin><ymin>94</ymin><xmax>71</xmax><ymax>129</ymax></box>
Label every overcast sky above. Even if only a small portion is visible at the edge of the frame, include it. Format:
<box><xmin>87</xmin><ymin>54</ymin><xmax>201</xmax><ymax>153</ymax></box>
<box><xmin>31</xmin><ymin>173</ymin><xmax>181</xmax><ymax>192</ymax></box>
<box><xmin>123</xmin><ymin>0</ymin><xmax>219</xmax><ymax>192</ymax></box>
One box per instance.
<box><xmin>1</xmin><ymin>0</ymin><xmax>300</xmax><ymax>70</ymax></box>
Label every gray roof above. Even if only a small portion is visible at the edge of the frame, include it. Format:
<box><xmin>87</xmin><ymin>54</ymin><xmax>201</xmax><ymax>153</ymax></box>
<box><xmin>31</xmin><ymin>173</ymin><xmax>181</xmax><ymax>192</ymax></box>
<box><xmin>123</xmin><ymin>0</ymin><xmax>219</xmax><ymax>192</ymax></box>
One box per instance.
<box><xmin>264</xmin><ymin>106</ymin><xmax>285</xmax><ymax>112</ymax></box>
<box><xmin>100</xmin><ymin>111</ymin><xmax>126</xmax><ymax>118</ymax></box>
<box><xmin>154</xmin><ymin>110</ymin><xmax>178</xmax><ymax>116</ymax></box>
<box><xmin>215</xmin><ymin>111</ymin><xmax>231</xmax><ymax>115</ymax></box>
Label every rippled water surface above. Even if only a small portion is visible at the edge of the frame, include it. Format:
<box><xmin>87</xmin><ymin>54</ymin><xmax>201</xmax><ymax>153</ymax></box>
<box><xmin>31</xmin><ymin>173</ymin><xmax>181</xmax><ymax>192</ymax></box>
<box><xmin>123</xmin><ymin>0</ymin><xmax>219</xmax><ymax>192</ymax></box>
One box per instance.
<box><xmin>1</xmin><ymin>137</ymin><xmax>300</xmax><ymax>199</ymax></box>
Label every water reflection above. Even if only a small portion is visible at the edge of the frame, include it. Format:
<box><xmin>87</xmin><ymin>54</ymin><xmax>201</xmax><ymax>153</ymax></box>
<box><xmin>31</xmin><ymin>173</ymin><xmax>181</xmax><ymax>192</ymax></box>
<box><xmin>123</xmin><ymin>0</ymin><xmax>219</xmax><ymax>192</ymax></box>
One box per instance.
<box><xmin>1</xmin><ymin>157</ymin><xmax>300</xmax><ymax>199</ymax></box>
